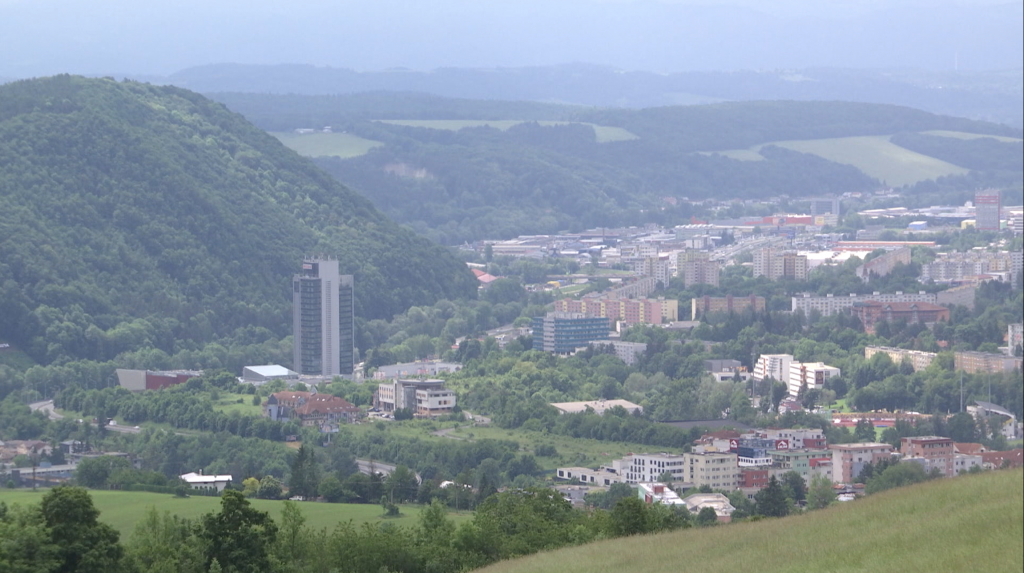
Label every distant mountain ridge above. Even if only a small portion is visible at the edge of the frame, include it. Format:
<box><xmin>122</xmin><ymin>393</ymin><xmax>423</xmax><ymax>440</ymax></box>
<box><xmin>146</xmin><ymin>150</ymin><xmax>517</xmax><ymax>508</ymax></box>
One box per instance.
<box><xmin>0</xmin><ymin>76</ymin><xmax>477</xmax><ymax>366</ymax></box>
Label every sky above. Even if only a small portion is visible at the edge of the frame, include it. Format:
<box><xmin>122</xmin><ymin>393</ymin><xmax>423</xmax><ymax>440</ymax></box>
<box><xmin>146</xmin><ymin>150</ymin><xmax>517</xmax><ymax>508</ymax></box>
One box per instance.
<box><xmin>1</xmin><ymin>0</ymin><xmax>1021</xmax><ymax>77</ymax></box>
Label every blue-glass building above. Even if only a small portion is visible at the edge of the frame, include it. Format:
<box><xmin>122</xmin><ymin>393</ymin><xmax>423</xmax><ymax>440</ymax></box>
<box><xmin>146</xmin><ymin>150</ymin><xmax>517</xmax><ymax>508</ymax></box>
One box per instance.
<box><xmin>532</xmin><ymin>312</ymin><xmax>611</xmax><ymax>354</ymax></box>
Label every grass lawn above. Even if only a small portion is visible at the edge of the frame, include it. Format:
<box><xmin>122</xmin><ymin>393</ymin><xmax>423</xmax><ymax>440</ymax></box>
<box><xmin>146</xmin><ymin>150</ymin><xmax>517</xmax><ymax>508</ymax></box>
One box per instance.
<box><xmin>0</xmin><ymin>489</ymin><xmax>472</xmax><ymax>536</ymax></box>
<box><xmin>375</xmin><ymin>120</ymin><xmax>637</xmax><ymax>143</ymax></box>
<box><xmin>477</xmin><ymin>468</ymin><xmax>1024</xmax><ymax>573</ymax></box>
<box><xmin>210</xmin><ymin>393</ymin><xmax>263</xmax><ymax>415</ymax></box>
<box><xmin>0</xmin><ymin>348</ymin><xmax>35</xmax><ymax>371</ymax></box>
<box><xmin>272</xmin><ymin>132</ymin><xmax>384</xmax><ymax>158</ymax></box>
<box><xmin>555</xmin><ymin>284</ymin><xmax>590</xmax><ymax>297</ymax></box>
<box><xmin>703</xmin><ymin>133</ymin><xmax>972</xmax><ymax>187</ymax></box>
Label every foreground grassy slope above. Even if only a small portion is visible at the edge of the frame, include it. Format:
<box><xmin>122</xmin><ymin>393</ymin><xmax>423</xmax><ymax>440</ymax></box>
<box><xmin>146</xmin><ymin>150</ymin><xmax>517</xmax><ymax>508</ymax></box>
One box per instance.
<box><xmin>0</xmin><ymin>489</ymin><xmax>471</xmax><ymax>535</ymax></box>
<box><xmin>479</xmin><ymin>469</ymin><xmax>1024</xmax><ymax>573</ymax></box>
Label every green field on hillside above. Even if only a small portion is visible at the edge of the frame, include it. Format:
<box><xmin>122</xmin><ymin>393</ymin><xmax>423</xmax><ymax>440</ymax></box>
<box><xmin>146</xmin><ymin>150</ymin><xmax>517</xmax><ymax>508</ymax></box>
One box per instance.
<box><xmin>272</xmin><ymin>131</ymin><xmax>384</xmax><ymax>158</ymax></box>
<box><xmin>0</xmin><ymin>348</ymin><xmax>35</xmax><ymax>371</ymax></box>
<box><xmin>705</xmin><ymin>134</ymin><xmax>971</xmax><ymax>187</ymax></box>
<box><xmin>376</xmin><ymin>120</ymin><xmax>639</xmax><ymax>143</ymax></box>
<box><xmin>0</xmin><ymin>489</ymin><xmax>472</xmax><ymax>536</ymax></box>
<box><xmin>922</xmin><ymin>129</ymin><xmax>1024</xmax><ymax>143</ymax></box>
<box><xmin>478</xmin><ymin>469</ymin><xmax>1023</xmax><ymax>573</ymax></box>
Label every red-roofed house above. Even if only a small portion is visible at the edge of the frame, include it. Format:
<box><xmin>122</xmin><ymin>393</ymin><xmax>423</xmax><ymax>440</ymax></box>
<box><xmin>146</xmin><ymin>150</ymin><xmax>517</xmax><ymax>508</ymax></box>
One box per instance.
<box><xmin>471</xmin><ymin>268</ymin><xmax>499</xmax><ymax>288</ymax></box>
<box><xmin>264</xmin><ymin>391</ymin><xmax>360</xmax><ymax>431</ymax></box>
<box><xmin>981</xmin><ymin>449</ymin><xmax>1024</xmax><ymax>470</ymax></box>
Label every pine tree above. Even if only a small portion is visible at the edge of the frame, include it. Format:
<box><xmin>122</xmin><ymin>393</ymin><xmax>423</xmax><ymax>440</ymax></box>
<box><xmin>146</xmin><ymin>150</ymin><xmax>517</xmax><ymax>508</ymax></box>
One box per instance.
<box><xmin>754</xmin><ymin>476</ymin><xmax>790</xmax><ymax>518</ymax></box>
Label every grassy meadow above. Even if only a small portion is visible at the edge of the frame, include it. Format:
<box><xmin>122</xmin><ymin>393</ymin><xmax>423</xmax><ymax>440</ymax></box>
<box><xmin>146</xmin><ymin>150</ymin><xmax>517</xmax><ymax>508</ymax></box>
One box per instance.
<box><xmin>272</xmin><ymin>132</ymin><xmax>384</xmax><ymax>158</ymax></box>
<box><xmin>376</xmin><ymin>120</ymin><xmax>638</xmax><ymax>143</ymax></box>
<box><xmin>0</xmin><ymin>489</ymin><xmax>472</xmax><ymax>536</ymax></box>
<box><xmin>477</xmin><ymin>468</ymin><xmax>1024</xmax><ymax>573</ymax></box>
<box><xmin>922</xmin><ymin>129</ymin><xmax>1023</xmax><ymax>143</ymax></box>
<box><xmin>703</xmin><ymin>132</ymin><xmax>987</xmax><ymax>186</ymax></box>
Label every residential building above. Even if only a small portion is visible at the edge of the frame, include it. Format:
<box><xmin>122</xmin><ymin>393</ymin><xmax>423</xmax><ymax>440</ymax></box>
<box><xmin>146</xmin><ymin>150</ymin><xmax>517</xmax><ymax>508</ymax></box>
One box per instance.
<box><xmin>864</xmin><ymin>346</ymin><xmax>937</xmax><ymax>372</ymax></box>
<box><xmin>1008</xmin><ymin>323</ymin><xmax>1023</xmax><ymax>355</ymax></box>
<box><xmin>682</xmin><ymin>493</ymin><xmax>735</xmax><ymax>523</ymax></box>
<box><xmin>241</xmin><ymin>365</ymin><xmax>298</xmax><ymax>385</ymax></box>
<box><xmin>554</xmin><ymin>296</ymin><xmax>678</xmax><ymax>326</ymax></box>
<box><xmin>1013</xmin><ymin>251</ymin><xmax>1023</xmax><ymax>285</ymax></box>
<box><xmin>901</xmin><ymin>436</ymin><xmax>955</xmax><ymax>477</ymax></box>
<box><xmin>980</xmin><ymin>449</ymin><xmax>1023</xmax><ymax>470</ymax></box>
<box><xmin>731</xmin><ymin>437</ymin><xmax>776</xmax><ymax>467</ymax></box>
<box><xmin>739</xmin><ymin>467</ymin><xmax>769</xmax><ymax>489</ymax></box>
<box><xmin>681</xmin><ymin>452</ymin><xmax>741</xmax><ymax>490</ymax></box>
<box><xmin>769</xmin><ymin>449</ymin><xmax>833</xmax><ymax>481</ymax></box>
<box><xmin>704</xmin><ymin>359</ymin><xmax>751</xmax><ymax>383</ymax></box>
<box><xmin>856</xmin><ymin>248</ymin><xmax>911</xmax><ymax>282</ymax></box>
<box><xmin>682</xmin><ymin>259</ymin><xmax>721</xmax><ymax>287</ymax></box>
<box><xmin>788</xmin><ymin>362</ymin><xmax>840</xmax><ymax>397</ymax></box>
<box><xmin>551</xmin><ymin>399</ymin><xmax>643</xmax><ymax>416</ymax></box>
<box><xmin>555</xmin><ymin>466</ymin><xmax>625</xmax><ymax>486</ymax></box>
<box><xmin>532</xmin><ymin>312</ymin><xmax>611</xmax><ymax>353</ymax></box>
<box><xmin>753</xmin><ymin>354</ymin><xmax>793</xmax><ymax>383</ymax></box>
<box><xmin>632</xmin><ymin>256</ymin><xmax>672</xmax><ymax>288</ymax></box>
<box><xmin>638</xmin><ymin>482</ymin><xmax>686</xmax><ymax>506</ymax></box>
<box><xmin>180</xmin><ymin>472</ymin><xmax>232</xmax><ymax>492</ymax></box>
<box><xmin>936</xmin><ymin>284</ymin><xmax>978</xmax><ymax>310</ymax></box>
<box><xmin>605</xmin><ymin>277</ymin><xmax>659</xmax><ymax>299</ymax></box>
<box><xmin>921</xmin><ymin>251</ymin><xmax>1013</xmax><ymax>283</ymax></box>
<box><xmin>792</xmin><ymin>291</ymin><xmax>937</xmax><ymax>317</ymax></box>
<box><xmin>691</xmin><ymin>295</ymin><xmax>766</xmax><ymax>320</ymax></box>
<box><xmin>374</xmin><ymin>379</ymin><xmax>456</xmax><ymax>417</ymax></box>
<box><xmin>954</xmin><ymin>351</ymin><xmax>1023</xmax><ymax>374</ymax></box>
<box><xmin>753</xmin><ymin>248</ymin><xmax>808</xmax><ymax>281</ymax></box>
<box><xmin>850</xmin><ymin>301</ymin><xmax>950</xmax><ymax>335</ymax></box>
<box><xmin>830</xmin><ymin>443</ymin><xmax>895</xmax><ymax>484</ymax></box>
<box><xmin>1010</xmin><ymin>210</ymin><xmax>1024</xmax><ymax>236</ymax></box>
<box><xmin>834</xmin><ymin>240</ymin><xmax>935</xmax><ymax>251</ymax></box>
<box><xmin>953</xmin><ymin>454</ymin><xmax>983</xmax><ymax>475</ymax></box>
<box><xmin>624</xmin><ymin>453</ymin><xmax>688</xmax><ymax>484</ymax></box>
<box><xmin>753</xmin><ymin>428</ymin><xmax>827</xmax><ymax>450</ymax></box>
<box><xmin>293</xmin><ymin>258</ymin><xmax>355</xmax><ymax>377</ymax></box>
<box><xmin>974</xmin><ymin>190</ymin><xmax>1001</xmax><ymax>231</ymax></box>
<box><xmin>588</xmin><ymin>340</ymin><xmax>648</xmax><ymax>365</ymax></box>
<box><xmin>116</xmin><ymin>369</ymin><xmax>202</xmax><ymax>392</ymax></box>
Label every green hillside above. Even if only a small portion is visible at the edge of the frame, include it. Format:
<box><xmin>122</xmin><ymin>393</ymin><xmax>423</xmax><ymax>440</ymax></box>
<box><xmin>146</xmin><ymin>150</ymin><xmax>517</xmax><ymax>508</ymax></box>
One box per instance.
<box><xmin>0</xmin><ymin>76</ymin><xmax>477</xmax><ymax>370</ymax></box>
<box><xmin>272</xmin><ymin>131</ymin><xmax>384</xmax><ymax>158</ymax></box>
<box><xmin>478</xmin><ymin>469</ymin><xmax>1024</xmax><ymax>573</ymax></box>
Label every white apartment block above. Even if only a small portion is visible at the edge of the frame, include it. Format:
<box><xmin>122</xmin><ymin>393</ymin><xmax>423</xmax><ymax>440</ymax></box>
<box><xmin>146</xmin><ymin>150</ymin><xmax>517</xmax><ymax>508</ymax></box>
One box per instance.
<box><xmin>1009</xmin><ymin>323</ymin><xmax>1023</xmax><ymax>355</ymax></box>
<box><xmin>753</xmin><ymin>354</ymin><xmax>793</xmax><ymax>382</ymax></box>
<box><xmin>589</xmin><ymin>340</ymin><xmax>648</xmax><ymax>365</ymax></box>
<box><xmin>754</xmin><ymin>248</ymin><xmax>808</xmax><ymax>281</ymax></box>
<box><xmin>864</xmin><ymin>346</ymin><xmax>937</xmax><ymax>372</ymax></box>
<box><xmin>752</xmin><ymin>428</ymin><xmax>827</xmax><ymax>450</ymax></box>
<box><xmin>623</xmin><ymin>453</ymin><xmax>688</xmax><ymax>484</ymax></box>
<box><xmin>788</xmin><ymin>362</ymin><xmax>840</xmax><ymax>397</ymax></box>
<box><xmin>792</xmin><ymin>291</ymin><xmax>937</xmax><ymax>317</ymax></box>
<box><xmin>632</xmin><ymin>257</ymin><xmax>672</xmax><ymax>288</ymax></box>
<box><xmin>921</xmin><ymin>251</ymin><xmax>1013</xmax><ymax>283</ymax></box>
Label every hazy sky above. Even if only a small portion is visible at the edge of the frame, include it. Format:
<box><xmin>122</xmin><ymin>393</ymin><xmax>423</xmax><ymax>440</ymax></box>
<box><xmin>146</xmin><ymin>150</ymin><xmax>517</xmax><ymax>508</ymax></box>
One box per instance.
<box><xmin>1</xmin><ymin>0</ymin><xmax>1021</xmax><ymax>77</ymax></box>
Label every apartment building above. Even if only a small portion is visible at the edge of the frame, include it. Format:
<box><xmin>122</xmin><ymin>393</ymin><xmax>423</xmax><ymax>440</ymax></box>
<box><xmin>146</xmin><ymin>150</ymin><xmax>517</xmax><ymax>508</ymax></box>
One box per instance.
<box><xmin>974</xmin><ymin>190</ymin><xmax>1001</xmax><ymax>231</ymax></box>
<box><xmin>554</xmin><ymin>296</ymin><xmax>678</xmax><ymax>326</ymax></box>
<box><xmin>792</xmin><ymin>291</ymin><xmax>937</xmax><ymax>317</ymax></box>
<box><xmin>850</xmin><ymin>301</ymin><xmax>950</xmax><ymax>335</ymax></box>
<box><xmin>682</xmin><ymin>259</ymin><xmax>721</xmax><ymax>288</ymax></box>
<box><xmin>753</xmin><ymin>248</ymin><xmax>808</xmax><ymax>281</ymax></box>
<box><xmin>864</xmin><ymin>346</ymin><xmax>938</xmax><ymax>372</ymax></box>
<box><xmin>1009</xmin><ymin>323</ymin><xmax>1023</xmax><ymax>355</ymax></box>
<box><xmin>901</xmin><ymin>436</ymin><xmax>955</xmax><ymax>477</ymax></box>
<box><xmin>830</xmin><ymin>443</ymin><xmax>895</xmax><ymax>484</ymax></box>
<box><xmin>588</xmin><ymin>340</ymin><xmax>648</xmax><ymax>365</ymax></box>
<box><xmin>753</xmin><ymin>354</ymin><xmax>793</xmax><ymax>383</ymax></box>
<box><xmin>691</xmin><ymin>295</ymin><xmax>766</xmax><ymax>320</ymax></box>
<box><xmin>632</xmin><ymin>256</ymin><xmax>672</xmax><ymax>288</ymax></box>
<box><xmin>954</xmin><ymin>351</ymin><xmax>1024</xmax><ymax>374</ymax></box>
<box><xmin>856</xmin><ymin>248</ymin><xmax>911</xmax><ymax>282</ymax></box>
<box><xmin>788</xmin><ymin>362</ymin><xmax>840</xmax><ymax>397</ymax></box>
<box><xmin>921</xmin><ymin>251</ymin><xmax>1013</xmax><ymax>283</ymax></box>
<box><xmin>623</xmin><ymin>453</ymin><xmax>688</xmax><ymax>484</ymax></box>
<box><xmin>682</xmin><ymin>452</ymin><xmax>741</xmax><ymax>490</ymax></box>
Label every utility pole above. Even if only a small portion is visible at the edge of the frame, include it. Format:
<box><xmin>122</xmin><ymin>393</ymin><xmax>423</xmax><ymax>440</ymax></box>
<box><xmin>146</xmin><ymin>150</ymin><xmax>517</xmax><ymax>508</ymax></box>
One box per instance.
<box><xmin>959</xmin><ymin>371</ymin><xmax>964</xmax><ymax>413</ymax></box>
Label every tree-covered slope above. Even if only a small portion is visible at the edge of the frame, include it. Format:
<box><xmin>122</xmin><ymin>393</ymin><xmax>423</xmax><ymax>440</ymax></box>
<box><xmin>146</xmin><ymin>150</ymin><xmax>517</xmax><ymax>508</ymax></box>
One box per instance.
<box><xmin>211</xmin><ymin>93</ymin><xmax>1022</xmax><ymax>243</ymax></box>
<box><xmin>0</xmin><ymin>76</ymin><xmax>477</xmax><ymax>366</ymax></box>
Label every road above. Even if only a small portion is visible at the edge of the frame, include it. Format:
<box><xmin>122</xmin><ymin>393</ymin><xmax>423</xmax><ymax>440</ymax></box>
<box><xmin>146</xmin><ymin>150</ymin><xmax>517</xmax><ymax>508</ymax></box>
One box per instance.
<box><xmin>355</xmin><ymin>459</ymin><xmax>421</xmax><ymax>484</ymax></box>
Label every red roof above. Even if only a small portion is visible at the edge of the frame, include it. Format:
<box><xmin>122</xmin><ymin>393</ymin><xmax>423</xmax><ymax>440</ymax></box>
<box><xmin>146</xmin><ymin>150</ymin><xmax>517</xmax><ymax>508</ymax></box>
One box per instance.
<box><xmin>293</xmin><ymin>394</ymin><xmax>359</xmax><ymax>416</ymax></box>
<box><xmin>981</xmin><ymin>449</ymin><xmax>1023</xmax><ymax>468</ymax></box>
<box><xmin>953</xmin><ymin>443</ymin><xmax>987</xmax><ymax>455</ymax></box>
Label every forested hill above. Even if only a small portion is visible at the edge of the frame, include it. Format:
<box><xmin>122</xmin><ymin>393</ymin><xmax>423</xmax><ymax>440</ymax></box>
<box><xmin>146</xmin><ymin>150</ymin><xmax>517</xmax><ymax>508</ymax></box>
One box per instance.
<box><xmin>0</xmin><ymin>76</ymin><xmax>477</xmax><ymax>366</ymax></box>
<box><xmin>210</xmin><ymin>93</ymin><xmax>1023</xmax><ymax>243</ymax></box>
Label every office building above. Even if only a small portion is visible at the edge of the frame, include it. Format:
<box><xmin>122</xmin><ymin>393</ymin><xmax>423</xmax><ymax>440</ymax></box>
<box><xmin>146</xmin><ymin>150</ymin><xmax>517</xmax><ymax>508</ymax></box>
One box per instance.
<box><xmin>374</xmin><ymin>379</ymin><xmax>457</xmax><ymax>417</ymax></box>
<box><xmin>809</xmin><ymin>196</ymin><xmax>841</xmax><ymax>217</ymax></box>
<box><xmin>974</xmin><ymin>190</ymin><xmax>1001</xmax><ymax>231</ymax></box>
<box><xmin>293</xmin><ymin>258</ymin><xmax>355</xmax><ymax>376</ymax></box>
<box><xmin>532</xmin><ymin>312</ymin><xmax>610</xmax><ymax>354</ymax></box>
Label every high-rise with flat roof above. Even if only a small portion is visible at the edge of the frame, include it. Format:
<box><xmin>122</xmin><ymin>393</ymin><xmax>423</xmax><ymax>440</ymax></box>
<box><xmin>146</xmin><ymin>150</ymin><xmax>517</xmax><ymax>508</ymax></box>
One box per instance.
<box><xmin>293</xmin><ymin>258</ymin><xmax>355</xmax><ymax>376</ymax></box>
<box><xmin>974</xmin><ymin>190</ymin><xmax>1002</xmax><ymax>231</ymax></box>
